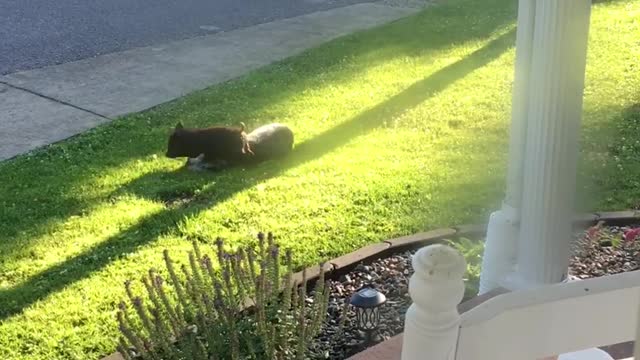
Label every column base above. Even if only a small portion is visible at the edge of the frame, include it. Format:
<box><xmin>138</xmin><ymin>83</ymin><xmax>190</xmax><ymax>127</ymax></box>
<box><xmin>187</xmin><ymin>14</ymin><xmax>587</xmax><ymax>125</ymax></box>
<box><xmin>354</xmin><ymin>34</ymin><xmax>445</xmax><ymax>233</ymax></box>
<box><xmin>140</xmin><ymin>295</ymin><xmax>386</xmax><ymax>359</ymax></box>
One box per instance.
<box><xmin>479</xmin><ymin>208</ymin><xmax>519</xmax><ymax>294</ymax></box>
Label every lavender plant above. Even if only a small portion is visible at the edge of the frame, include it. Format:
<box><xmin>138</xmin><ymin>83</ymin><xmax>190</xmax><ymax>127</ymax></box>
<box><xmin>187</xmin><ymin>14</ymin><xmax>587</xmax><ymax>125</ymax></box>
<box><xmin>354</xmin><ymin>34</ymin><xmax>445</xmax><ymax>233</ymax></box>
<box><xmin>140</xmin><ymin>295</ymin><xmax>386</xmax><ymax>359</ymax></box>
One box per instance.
<box><xmin>117</xmin><ymin>232</ymin><xmax>331</xmax><ymax>360</ymax></box>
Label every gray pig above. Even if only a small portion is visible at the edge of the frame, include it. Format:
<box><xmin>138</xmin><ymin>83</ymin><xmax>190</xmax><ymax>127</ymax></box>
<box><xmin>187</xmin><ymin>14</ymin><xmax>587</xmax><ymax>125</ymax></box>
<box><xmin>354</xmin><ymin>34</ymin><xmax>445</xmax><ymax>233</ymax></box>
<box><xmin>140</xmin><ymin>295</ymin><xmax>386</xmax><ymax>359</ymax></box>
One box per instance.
<box><xmin>186</xmin><ymin>123</ymin><xmax>293</xmax><ymax>171</ymax></box>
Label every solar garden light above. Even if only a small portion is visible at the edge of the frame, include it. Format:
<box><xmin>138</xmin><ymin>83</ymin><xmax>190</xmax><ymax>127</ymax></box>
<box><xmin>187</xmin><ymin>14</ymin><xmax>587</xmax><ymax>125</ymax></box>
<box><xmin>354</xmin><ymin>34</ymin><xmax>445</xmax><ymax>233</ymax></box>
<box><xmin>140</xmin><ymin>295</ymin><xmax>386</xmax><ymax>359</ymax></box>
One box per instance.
<box><xmin>350</xmin><ymin>286</ymin><xmax>387</xmax><ymax>344</ymax></box>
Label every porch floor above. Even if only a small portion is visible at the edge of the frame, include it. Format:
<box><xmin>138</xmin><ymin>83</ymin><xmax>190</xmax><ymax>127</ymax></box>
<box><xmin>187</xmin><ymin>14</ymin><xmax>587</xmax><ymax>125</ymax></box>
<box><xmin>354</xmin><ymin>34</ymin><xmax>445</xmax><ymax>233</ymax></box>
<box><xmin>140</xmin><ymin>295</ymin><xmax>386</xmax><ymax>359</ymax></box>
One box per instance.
<box><xmin>346</xmin><ymin>334</ymin><xmax>634</xmax><ymax>360</ymax></box>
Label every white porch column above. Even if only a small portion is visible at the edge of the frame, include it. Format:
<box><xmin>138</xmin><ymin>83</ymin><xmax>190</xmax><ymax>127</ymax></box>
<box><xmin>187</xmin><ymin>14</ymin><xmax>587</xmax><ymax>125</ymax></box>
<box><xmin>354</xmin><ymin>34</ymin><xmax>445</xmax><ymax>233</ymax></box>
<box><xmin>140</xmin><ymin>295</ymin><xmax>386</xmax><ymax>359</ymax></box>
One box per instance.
<box><xmin>401</xmin><ymin>244</ymin><xmax>466</xmax><ymax>360</ymax></box>
<box><xmin>512</xmin><ymin>0</ymin><xmax>592</xmax><ymax>288</ymax></box>
<box><xmin>479</xmin><ymin>0</ymin><xmax>536</xmax><ymax>294</ymax></box>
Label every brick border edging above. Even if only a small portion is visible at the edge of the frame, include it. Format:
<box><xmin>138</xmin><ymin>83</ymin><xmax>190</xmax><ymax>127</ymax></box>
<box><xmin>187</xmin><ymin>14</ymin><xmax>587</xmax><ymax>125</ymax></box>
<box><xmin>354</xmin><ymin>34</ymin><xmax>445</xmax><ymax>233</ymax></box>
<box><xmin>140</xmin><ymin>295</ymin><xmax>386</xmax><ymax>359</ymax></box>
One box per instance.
<box><xmin>329</xmin><ymin>210</ymin><xmax>640</xmax><ymax>275</ymax></box>
<box><xmin>102</xmin><ymin>210</ymin><xmax>640</xmax><ymax>360</ymax></box>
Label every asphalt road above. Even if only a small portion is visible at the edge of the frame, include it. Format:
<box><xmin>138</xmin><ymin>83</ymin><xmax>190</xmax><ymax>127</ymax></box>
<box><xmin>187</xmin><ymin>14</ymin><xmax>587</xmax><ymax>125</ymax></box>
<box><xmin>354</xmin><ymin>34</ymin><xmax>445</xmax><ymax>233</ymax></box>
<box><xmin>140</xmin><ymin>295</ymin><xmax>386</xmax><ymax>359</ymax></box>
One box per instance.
<box><xmin>0</xmin><ymin>0</ymin><xmax>373</xmax><ymax>75</ymax></box>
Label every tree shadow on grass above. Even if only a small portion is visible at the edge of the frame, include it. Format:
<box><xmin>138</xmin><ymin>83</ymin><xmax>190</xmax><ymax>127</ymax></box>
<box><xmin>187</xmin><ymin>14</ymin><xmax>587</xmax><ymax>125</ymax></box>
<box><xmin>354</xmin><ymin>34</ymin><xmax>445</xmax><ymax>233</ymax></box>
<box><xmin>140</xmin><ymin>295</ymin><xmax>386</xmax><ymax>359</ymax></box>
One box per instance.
<box><xmin>0</xmin><ymin>28</ymin><xmax>515</xmax><ymax>320</ymax></box>
<box><xmin>0</xmin><ymin>0</ymin><xmax>517</xmax><ymax>260</ymax></box>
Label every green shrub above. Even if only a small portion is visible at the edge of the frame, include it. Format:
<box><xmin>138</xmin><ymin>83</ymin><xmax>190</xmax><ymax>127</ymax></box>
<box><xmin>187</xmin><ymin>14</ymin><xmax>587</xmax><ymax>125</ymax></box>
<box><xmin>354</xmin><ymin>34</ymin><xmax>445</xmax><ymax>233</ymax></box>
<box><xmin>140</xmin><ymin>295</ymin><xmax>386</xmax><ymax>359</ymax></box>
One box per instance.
<box><xmin>447</xmin><ymin>238</ymin><xmax>484</xmax><ymax>298</ymax></box>
<box><xmin>116</xmin><ymin>233</ymin><xmax>331</xmax><ymax>360</ymax></box>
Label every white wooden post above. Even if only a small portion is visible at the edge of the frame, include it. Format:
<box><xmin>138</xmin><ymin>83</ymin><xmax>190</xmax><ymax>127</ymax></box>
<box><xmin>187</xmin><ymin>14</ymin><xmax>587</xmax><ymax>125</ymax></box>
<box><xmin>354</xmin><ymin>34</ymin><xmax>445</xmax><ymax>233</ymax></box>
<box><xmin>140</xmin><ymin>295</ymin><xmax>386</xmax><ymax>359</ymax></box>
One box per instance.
<box><xmin>401</xmin><ymin>244</ymin><xmax>467</xmax><ymax>360</ymax></box>
<box><xmin>634</xmin><ymin>288</ymin><xmax>640</xmax><ymax>360</ymax></box>
<box><xmin>479</xmin><ymin>0</ymin><xmax>535</xmax><ymax>294</ymax></box>
<box><xmin>482</xmin><ymin>0</ymin><xmax>593</xmax><ymax>293</ymax></box>
<box><xmin>513</xmin><ymin>0</ymin><xmax>592</xmax><ymax>288</ymax></box>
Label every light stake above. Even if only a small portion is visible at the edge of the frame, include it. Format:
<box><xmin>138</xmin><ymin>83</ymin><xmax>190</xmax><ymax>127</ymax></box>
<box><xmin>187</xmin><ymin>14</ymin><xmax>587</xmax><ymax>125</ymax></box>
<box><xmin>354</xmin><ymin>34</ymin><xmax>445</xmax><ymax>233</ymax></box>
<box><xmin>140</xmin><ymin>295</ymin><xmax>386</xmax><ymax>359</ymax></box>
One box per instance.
<box><xmin>350</xmin><ymin>286</ymin><xmax>387</xmax><ymax>345</ymax></box>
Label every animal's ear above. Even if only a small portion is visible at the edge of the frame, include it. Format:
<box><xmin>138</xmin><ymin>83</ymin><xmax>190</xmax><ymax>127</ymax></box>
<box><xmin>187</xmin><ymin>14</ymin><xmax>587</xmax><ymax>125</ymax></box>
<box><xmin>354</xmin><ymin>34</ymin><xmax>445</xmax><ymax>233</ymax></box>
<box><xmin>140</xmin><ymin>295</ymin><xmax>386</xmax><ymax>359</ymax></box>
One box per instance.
<box><xmin>175</xmin><ymin>122</ymin><xmax>184</xmax><ymax>130</ymax></box>
<box><xmin>239</xmin><ymin>122</ymin><xmax>246</xmax><ymax>132</ymax></box>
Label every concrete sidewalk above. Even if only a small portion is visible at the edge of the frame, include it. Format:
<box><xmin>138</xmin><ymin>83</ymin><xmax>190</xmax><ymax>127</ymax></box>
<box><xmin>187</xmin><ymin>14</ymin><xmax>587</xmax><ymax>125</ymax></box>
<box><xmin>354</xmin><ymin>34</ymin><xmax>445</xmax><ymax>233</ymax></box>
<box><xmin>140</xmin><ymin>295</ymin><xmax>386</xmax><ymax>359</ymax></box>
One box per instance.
<box><xmin>0</xmin><ymin>2</ymin><xmax>420</xmax><ymax>162</ymax></box>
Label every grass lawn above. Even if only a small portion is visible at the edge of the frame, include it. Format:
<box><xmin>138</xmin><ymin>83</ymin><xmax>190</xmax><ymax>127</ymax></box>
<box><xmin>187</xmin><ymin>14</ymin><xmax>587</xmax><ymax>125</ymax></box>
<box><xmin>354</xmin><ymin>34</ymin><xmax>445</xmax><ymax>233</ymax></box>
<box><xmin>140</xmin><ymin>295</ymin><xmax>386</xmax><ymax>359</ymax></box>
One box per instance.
<box><xmin>0</xmin><ymin>0</ymin><xmax>638</xmax><ymax>358</ymax></box>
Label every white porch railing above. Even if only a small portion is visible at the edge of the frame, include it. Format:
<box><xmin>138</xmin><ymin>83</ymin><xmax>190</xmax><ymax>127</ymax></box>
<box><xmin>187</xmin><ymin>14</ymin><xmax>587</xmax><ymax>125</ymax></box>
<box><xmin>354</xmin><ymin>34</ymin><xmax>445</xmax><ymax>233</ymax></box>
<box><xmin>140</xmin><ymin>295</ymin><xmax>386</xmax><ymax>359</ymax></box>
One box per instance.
<box><xmin>402</xmin><ymin>244</ymin><xmax>640</xmax><ymax>360</ymax></box>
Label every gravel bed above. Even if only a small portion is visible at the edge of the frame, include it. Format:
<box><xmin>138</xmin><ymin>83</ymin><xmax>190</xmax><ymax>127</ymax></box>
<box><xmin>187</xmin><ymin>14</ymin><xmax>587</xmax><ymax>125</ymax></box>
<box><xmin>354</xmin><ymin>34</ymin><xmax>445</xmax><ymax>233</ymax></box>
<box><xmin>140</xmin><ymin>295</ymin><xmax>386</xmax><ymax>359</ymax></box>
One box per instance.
<box><xmin>310</xmin><ymin>225</ymin><xmax>640</xmax><ymax>359</ymax></box>
<box><xmin>569</xmin><ymin>224</ymin><xmax>640</xmax><ymax>278</ymax></box>
<box><xmin>310</xmin><ymin>252</ymin><xmax>414</xmax><ymax>359</ymax></box>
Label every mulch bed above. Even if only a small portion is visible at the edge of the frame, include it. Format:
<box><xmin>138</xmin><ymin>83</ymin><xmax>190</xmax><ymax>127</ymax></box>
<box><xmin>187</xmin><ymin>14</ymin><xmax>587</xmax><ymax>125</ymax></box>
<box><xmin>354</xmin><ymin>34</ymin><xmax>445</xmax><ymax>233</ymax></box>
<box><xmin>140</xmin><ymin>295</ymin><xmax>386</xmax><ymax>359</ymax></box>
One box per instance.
<box><xmin>310</xmin><ymin>224</ymin><xmax>640</xmax><ymax>359</ymax></box>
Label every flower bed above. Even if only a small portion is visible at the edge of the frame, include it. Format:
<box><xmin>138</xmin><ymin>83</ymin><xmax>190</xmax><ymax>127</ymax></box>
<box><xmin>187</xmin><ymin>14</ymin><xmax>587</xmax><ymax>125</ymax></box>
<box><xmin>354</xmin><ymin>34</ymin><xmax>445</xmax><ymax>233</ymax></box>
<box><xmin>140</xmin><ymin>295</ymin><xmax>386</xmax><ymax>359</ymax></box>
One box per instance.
<box><xmin>311</xmin><ymin>218</ymin><xmax>640</xmax><ymax>359</ymax></box>
<box><xmin>103</xmin><ymin>211</ymin><xmax>640</xmax><ymax>360</ymax></box>
<box><xmin>569</xmin><ymin>222</ymin><xmax>640</xmax><ymax>278</ymax></box>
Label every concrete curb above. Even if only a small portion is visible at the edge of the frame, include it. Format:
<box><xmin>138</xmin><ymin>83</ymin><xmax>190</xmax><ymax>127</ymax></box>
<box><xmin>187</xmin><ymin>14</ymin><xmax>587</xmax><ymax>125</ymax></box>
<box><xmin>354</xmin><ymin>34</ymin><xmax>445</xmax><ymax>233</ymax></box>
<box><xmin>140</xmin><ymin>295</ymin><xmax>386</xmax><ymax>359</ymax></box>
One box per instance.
<box><xmin>595</xmin><ymin>211</ymin><xmax>640</xmax><ymax>225</ymax></box>
<box><xmin>330</xmin><ymin>242</ymin><xmax>391</xmax><ymax>271</ymax></box>
<box><xmin>385</xmin><ymin>228</ymin><xmax>457</xmax><ymax>250</ymax></box>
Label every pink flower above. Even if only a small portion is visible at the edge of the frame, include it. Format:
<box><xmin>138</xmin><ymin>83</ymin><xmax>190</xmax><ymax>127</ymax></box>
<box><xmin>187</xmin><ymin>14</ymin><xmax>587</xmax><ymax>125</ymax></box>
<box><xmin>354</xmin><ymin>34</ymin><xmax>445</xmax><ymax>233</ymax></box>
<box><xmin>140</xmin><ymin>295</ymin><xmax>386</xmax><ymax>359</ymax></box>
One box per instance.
<box><xmin>623</xmin><ymin>228</ymin><xmax>640</xmax><ymax>243</ymax></box>
<box><xmin>586</xmin><ymin>226</ymin><xmax>600</xmax><ymax>240</ymax></box>
<box><xmin>586</xmin><ymin>221</ymin><xmax>604</xmax><ymax>241</ymax></box>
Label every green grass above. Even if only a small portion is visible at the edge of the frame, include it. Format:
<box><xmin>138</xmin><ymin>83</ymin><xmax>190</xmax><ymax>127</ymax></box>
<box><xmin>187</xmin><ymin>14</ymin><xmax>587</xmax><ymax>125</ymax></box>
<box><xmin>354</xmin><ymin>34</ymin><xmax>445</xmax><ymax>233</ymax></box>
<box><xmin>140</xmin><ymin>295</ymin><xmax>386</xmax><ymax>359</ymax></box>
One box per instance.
<box><xmin>0</xmin><ymin>0</ymin><xmax>638</xmax><ymax>358</ymax></box>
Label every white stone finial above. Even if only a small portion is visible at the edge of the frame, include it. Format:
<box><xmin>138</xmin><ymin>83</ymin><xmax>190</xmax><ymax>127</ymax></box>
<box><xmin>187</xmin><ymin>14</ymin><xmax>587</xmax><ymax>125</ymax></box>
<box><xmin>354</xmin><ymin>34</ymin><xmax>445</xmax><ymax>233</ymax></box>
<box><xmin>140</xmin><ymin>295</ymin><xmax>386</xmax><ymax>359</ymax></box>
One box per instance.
<box><xmin>401</xmin><ymin>244</ymin><xmax>467</xmax><ymax>360</ymax></box>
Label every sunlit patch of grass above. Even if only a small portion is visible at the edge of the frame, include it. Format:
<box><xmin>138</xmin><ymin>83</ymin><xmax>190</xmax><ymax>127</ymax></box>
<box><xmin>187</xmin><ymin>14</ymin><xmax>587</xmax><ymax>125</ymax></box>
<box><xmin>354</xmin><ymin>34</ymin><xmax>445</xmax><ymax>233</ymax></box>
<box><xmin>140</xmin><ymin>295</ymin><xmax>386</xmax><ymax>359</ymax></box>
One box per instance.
<box><xmin>0</xmin><ymin>0</ymin><xmax>638</xmax><ymax>358</ymax></box>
